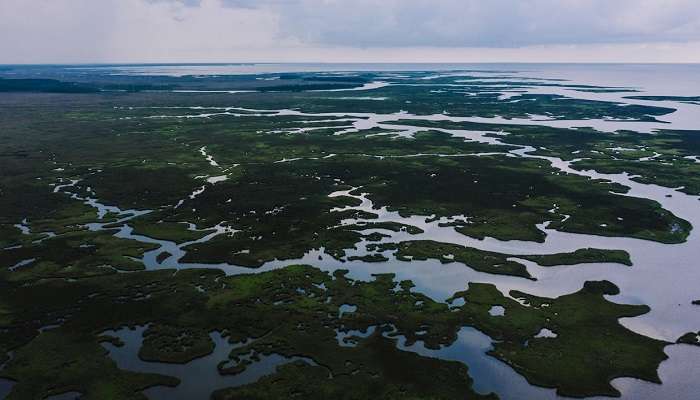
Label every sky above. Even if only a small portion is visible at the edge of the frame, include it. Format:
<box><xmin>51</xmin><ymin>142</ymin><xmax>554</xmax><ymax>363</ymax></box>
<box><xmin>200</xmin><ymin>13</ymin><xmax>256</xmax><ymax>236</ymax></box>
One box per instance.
<box><xmin>2</xmin><ymin>0</ymin><xmax>700</xmax><ymax>63</ymax></box>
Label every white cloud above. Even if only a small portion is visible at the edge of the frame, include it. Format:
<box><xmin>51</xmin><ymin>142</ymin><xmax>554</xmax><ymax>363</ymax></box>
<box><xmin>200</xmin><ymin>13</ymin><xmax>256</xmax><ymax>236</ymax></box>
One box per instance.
<box><xmin>1</xmin><ymin>0</ymin><xmax>699</xmax><ymax>63</ymax></box>
<box><xmin>0</xmin><ymin>0</ymin><xmax>285</xmax><ymax>63</ymax></box>
<box><xmin>269</xmin><ymin>0</ymin><xmax>700</xmax><ymax>47</ymax></box>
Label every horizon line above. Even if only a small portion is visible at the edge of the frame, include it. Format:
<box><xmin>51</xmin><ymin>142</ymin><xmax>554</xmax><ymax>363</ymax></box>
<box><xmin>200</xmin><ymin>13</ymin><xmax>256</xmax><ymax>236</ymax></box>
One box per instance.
<box><xmin>3</xmin><ymin>61</ymin><xmax>700</xmax><ymax>66</ymax></box>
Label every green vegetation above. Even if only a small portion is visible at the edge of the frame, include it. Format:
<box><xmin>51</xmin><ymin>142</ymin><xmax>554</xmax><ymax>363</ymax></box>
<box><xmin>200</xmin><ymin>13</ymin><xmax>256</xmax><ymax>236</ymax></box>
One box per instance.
<box><xmin>213</xmin><ymin>343</ymin><xmax>496</xmax><ymax>400</ymax></box>
<box><xmin>520</xmin><ymin>248</ymin><xmax>632</xmax><ymax>266</ymax></box>
<box><xmin>347</xmin><ymin>253</ymin><xmax>390</xmax><ymax>262</ymax></box>
<box><xmin>374</xmin><ymin>240</ymin><xmax>535</xmax><ymax>279</ymax></box>
<box><xmin>626</xmin><ymin>95</ymin><xmax>700</xmax><ymax>103</ymax></box>
<box><xmin>139</xmin><ymin>324</ymin><xmax>215</xmax><ymax>363</ymax></box>
<box><xmin>677</xmin><ymin>332</ymin><xmax>700</xmax><ymax>347</ymax></box>
<box><xmin>0</xmin><ymin>230</ymin><xmax>158</xmax><ymax>282</ymax></box>
<box><xmin>129</xmin><ymin>215</ymin><xmax>214</xmax><ymax>243</ymax></box>
<box><xmin>0</xmin><ymin>264</ymin><xmax>670</xmax><ymax>399</ymax></box>
<box><xmin>0</xmin><ymin>77</ymin><xmax>98</xmax><ymax>93</ymax></box>
<box><xmin>450</xmin><ymin>280</ymin><xmax>668</xmax><ymax>397</ymax></box>
<box><xmin>392</xmin><ymin>119</ymin><xmax>700</xmax><ymax>196</ymax></box>
<box><xmin>0</xmin><ymin>67</ymin><xmax>696</xmax><ymax>399</ymax></box>
<box><xmin>2</xmin><ymin>329</ymin><xmax>178</xmax><ymax>399</ymax></box>
<box><xmin>343</xmin><ymin>221</ymin><xmax>425</xmax><ymax>235</ymax></box>
<box><xmin>369</xmin><ymin>241</ymin><xmax>631</xmax><ymax>279</ymax></box>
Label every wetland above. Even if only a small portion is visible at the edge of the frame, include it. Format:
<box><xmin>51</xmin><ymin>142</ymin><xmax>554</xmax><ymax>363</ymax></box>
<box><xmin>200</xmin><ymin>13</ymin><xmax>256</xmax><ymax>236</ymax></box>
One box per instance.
<box><xmin>1</xmin><ymin>63</ymin><xmax>699</xmax><ymax>400</ymax></box>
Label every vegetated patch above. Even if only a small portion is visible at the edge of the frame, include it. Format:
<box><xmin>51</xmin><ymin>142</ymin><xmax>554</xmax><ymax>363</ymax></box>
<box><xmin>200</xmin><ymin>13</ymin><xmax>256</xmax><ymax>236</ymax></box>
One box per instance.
<box><xmin>0</xmin><ymin>264</ymin><xmax>669</xmax><ymax>399</ymax></box>
<box><xmin>519</xmin><ymin>248</ymin><xmax>632</xmax><ymax>266</ymax></box>
<box><xmin>677</xmin><ymin>331</ymin><xmax>700</xmax><ymax>347</ymax></box>
<box><xmin>372</xmin><ymin>241</ymin><xmax>632</xmax><ymax>280</ymax></box>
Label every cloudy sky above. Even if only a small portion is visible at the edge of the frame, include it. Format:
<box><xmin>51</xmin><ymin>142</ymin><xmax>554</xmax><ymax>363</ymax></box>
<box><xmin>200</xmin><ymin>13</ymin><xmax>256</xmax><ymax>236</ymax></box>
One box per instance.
<box><xmin>2</xmin><ymin>0</ymin><xmax>700</xmax><ymax>63</ymax></box>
